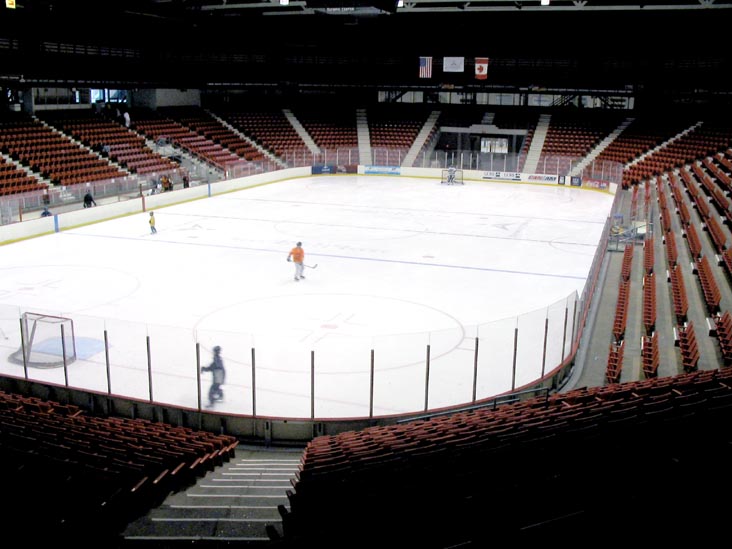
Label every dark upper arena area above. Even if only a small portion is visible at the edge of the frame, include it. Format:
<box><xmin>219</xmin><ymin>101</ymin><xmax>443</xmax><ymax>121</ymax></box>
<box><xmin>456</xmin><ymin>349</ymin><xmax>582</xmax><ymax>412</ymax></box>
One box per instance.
<box><xmin>1</xmin><ymin>0</ymin><xmax>731</xmax><ymax>101</ymax></box>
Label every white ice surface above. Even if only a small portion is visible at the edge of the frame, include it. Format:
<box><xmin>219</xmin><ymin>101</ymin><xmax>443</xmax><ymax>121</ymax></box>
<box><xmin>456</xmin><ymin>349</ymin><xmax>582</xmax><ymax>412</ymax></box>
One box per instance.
<box><xmin>0</xmin><ymin>175</ymin><xmax>614</xmax><ymax>418</ymax></box>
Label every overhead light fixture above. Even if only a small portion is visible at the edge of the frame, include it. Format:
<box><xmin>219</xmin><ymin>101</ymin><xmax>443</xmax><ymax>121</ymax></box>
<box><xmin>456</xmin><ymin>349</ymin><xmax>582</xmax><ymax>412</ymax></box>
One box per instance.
<box><xmin>541</xmin><ymin>0</ymin><xmax>550</xmax><ymax>4</ymax></box>
<box><xmin>280</xmin><ymin>0</ymin><xmax>289</xmax><ymax>5</ymax></box>
<box><xmin>398</xmin><ymin>0</ymin><xmax>404</xmax><ymax>6</ymax></box>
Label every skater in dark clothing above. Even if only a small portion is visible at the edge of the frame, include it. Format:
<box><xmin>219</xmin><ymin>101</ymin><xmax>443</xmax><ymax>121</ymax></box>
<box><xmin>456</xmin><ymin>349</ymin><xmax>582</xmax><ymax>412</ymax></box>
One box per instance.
<box><xmin>201</xmin><ymin>345</ymin><xmax>225</xmax><ymax>408</ymax></box>
<box><xmin>83</xmin><ymin>191</ymin><xmax>96</xmax><ymax>208</ymax></box>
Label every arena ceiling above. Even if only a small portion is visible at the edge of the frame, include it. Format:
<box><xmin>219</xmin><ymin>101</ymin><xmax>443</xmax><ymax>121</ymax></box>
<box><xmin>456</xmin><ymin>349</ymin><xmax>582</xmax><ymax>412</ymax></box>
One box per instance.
<box><xmin>1</xmin><ymin>0</ymin><xmax>731</xmax><ymax>98</ymax></box>
<box><xmin>11</xmin><ymin>0</ymin><xmax>732</xmax><ymax>17</ymax></box>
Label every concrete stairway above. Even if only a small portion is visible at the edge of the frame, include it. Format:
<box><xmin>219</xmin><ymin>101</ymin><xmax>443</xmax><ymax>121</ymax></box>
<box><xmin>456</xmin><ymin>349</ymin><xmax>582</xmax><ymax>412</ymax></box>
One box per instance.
<box><xmin>521</xmin><ymin>113</ymin><xmax>551</xmax><ymax>174</ymax></box>
<box><xmin>207</xmin><ymin>110</ymin><xmax>286</xmax><ymax>168</ymax></box>
<box><xmin>283</xmin><ymin>109</ymin><xmax>319</xmax><ymax>155</ymax></box>
<box><xmin>570</xmin><ymin>116</ymin><xmax>635</xmax><ymax>176</ymax></box>
<box><xmin>403</xmin><ymin>110</ymin><xmax>440</xmax><ymax>167</ymax></box>
<box><xmin>120</xmin><ymin>444</ymin><xmax>303</xmax><ymax>545</ymax></box>
<box><xmin>627</xmin><ymin>121</ymin><xmax>704</xmax><ymax>169</ymax></box>
<box><xmin>356</xmin><ymin>108</ymin><xmax>372</xmax><ymax>165</ymax></box>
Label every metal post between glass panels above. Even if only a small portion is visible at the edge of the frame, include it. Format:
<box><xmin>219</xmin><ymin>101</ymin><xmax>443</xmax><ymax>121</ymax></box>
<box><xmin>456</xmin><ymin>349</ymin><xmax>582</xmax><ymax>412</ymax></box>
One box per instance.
<box><xmin>424</xmin><ymin>344</ymin><xmax>431</xmax><ymax>411</ymax></box>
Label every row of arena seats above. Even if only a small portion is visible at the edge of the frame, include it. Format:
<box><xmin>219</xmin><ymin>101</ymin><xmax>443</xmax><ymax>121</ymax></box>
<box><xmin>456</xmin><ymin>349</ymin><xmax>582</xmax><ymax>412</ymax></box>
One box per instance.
<box><xmin>164</xmin><ymin>107</ymin><xmax>265</xmax><ymax>163</ymax></box>
<box><xmin>641</xmin><ymin>331</ymin><xmax>660</xmax><ymax>378</ymax></box>
<box><xmin>675</xmin><ymin>321</ymin><xmax>700</xmax><ymax>372</ymax></box>
<box><xmin>0</xmin><ymin>389</ymin><xmax>237</xmax><ymax>541</ymax></box>
<box><xmin>643</xmin><ymin>272</ymin><xmax>656</xmax><ymax>335</ymax></box>
<box><xmin>695</xmin><ymin>255</ymin><xmax>722</xmax><ymax>314</ymax></box>
<box><xmin>607</xmin><ymin>240</ymin><xmax>636</xmax><ymax>384</ymax></box>
<box><xmin>278</xmin><ymin>368</ymin><xmax>732</xmax><ymax>545</ymax></box>
<box><xmin>712</xmin><ymin>310</ymin><xmax>732</xmax><ymax>366</ymax></box>
<box><xmin>2</xmin><ymin>107</ymin><xmax>730</xmax><ymax>198</ymax></box>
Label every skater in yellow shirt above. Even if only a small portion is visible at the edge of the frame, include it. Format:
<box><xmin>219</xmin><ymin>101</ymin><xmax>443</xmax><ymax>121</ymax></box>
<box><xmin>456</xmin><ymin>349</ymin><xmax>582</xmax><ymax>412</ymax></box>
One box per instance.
<box><xmin>149</xmin><ymin>211</ymin><xmax>157</xmax><ymax>234</ymax></box>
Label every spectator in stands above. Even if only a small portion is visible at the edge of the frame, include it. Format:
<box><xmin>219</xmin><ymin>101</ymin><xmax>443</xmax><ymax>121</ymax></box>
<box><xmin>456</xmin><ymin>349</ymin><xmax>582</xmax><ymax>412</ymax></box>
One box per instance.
<box><xmin>83</xmin><ymin>191</ymin><xmax>96</xmax><ymax>208</ymax></box>
<box><xmin>149</xmin><ymin>211</ymin><xmax>157</xmax><ymax>234</ymax></box>
<box><xmin>41</xmin><ymin>207</ymin><xmax>52</xmax><ymax>217</ymax></box>
<box><xmin>123</xmin><ymin>108</ymin><xmax>131</xmax><ymax>128</ymax></box>
<box><xmin>201</xmin><ymin>345</ymin><xmax>225</xmax><ymax>408</ymax></box>
<box><xmin>182</xmin><ymin>171</ymin><xmax>190</xmax><ymax>189</ymax></box>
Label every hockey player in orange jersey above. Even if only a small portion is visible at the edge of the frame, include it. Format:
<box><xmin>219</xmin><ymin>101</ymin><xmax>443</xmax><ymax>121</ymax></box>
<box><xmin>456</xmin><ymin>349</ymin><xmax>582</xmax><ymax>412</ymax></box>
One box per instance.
<box><xmin>287</xmin><ymin>241</ymin><xmax>305</xmax><ymax>281</ymax></box>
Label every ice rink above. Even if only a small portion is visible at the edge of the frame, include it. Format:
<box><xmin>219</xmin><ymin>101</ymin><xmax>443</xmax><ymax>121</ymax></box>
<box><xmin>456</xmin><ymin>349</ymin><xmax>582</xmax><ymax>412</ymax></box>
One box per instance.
<box><xmin>0</xmin><ymin>175</ymin><xmax>614</xmax><ymax>418</ymax></box>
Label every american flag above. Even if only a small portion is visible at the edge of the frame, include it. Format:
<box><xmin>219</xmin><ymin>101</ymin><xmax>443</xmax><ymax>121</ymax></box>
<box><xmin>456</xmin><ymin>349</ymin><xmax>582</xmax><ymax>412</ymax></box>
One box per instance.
<box><xmin>419</xmin><ymin>56</ymin><xmax>432</xmax><ymax>78</ymax></box>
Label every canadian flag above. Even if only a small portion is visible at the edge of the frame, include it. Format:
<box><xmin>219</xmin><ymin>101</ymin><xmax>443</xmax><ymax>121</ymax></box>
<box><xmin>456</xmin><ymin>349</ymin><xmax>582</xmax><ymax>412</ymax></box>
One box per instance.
<box><xmin>475</xmin><ymin>57</ymin><xmax>489</xmax><ymax>80</ymax></box>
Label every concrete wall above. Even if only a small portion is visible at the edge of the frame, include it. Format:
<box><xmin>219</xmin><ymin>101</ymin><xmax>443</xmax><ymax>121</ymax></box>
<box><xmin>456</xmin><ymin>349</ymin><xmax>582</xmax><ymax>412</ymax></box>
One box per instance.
<box><xmin>132</xmin><ymin>88</ymin><xmax>202</xmax><ymax>109</ymax></box>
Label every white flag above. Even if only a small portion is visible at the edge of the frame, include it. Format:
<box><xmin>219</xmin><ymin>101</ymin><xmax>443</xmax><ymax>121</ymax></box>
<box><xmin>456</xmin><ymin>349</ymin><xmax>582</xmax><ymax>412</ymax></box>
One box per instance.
<box><xmin>443</xmin><ymin>57</ymin><xmax>465</xmax><ymax>73</ymax></box>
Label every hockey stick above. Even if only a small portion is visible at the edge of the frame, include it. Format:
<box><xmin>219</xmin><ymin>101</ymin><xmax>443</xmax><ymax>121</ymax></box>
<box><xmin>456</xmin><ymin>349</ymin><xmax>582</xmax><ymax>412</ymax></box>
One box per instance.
<box><xmin>304</xmin><ymin>263</ymin><xmax>318</xmax><ymax>269</ymax></box>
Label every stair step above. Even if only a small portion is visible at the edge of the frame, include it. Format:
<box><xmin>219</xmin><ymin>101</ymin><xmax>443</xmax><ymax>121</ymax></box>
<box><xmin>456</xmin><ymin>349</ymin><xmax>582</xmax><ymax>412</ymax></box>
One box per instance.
<box><xmin>120</xmin><ymin>446</ymin><xmax>303</xmax><ymax>544</ymax></box>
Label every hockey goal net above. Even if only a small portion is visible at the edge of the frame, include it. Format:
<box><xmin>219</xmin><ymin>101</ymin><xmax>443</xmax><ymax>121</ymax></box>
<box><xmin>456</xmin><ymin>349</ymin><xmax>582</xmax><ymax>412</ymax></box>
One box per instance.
<box><xmin>9</xmin><ymin>312</ymin><xmax>77</xmax><ymax>368</ymax></box>
<box><xmin>441</xmin><ymin>169</ymin><xmax>464</xmax><ymax>185</ymax></box>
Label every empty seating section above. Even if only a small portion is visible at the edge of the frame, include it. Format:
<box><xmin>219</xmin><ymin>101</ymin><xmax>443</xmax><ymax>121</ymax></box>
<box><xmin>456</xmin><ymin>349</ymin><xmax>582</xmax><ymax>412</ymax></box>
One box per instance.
<box><xmin>602</xmin><ymin>115</ymin><xmax>696</xmax><ymax>188</ymax></box>
<box><xmin>677</xmin><ymin>194</ymin><xmax>692</xmax><ymax>226</ymax></box>
<box><xmin>679</xmin><ymin>167</ymin><xmax>710</xmax><ymax>220</ymax></box>
<box><xmin>0</xmin><ymin>154</ymin><xmax>45</xmax><ymax>196</ymax></box>
<box><xmin>536</xmin><ymin>111</ymin><xmax>622</xmax><ymax>175</ymax></box>
<box><xmin>643</xmin><ymin>236</ymin><xmax>654</xmax><ymax>275</ymax></box>
<box><xmin>368</xmin><ymin>106</ymin><xmax>428</xmax><ymax>165</ymax></box>
<box><xmin>0</xmin><ymin>113</ymin><xmax>126</xmax><ymax>187</ymax></box>
<box><xmin>160</xmin><ymin>106</ymin><xmax>265</xmax><ymax>163</ymax></box>
<box><xmin>656</xmin><ymin>177</ymin><xmax>679</xmax><ymax>268</ymax></box>
<box><xmin>712</xmin><ymin>310</ymin><xmax>732</xmax><ymax>366</ymax></box>
<box><xmin>621</xmin><ymin>242</ymin><xmax>633</xmax><ymax>282</ymax></box>
<box><xmin>607</xmin><ymin>244</ymin><xmax>634</xmax><ymax>383</ymax></box>
<box><xmin>704</xmin><ymin>214</ymin><xmax>727</xmax><ymax>254</ymax></box>
<box><xmin>719</xmin><ymin>149</ymin><xmax>732</xmax><ymax>172</ymax></box>
<box><xmin>222</xmin><ymin>109</ymin><xmax>307</xmax><ymax>158</ymax></box>
<box><xmin>664</xmin><ymin>227</ymin><xmax>678</xmax><ymax>268</ymax></box>
<box><xmin>695</xmin><ymin>255</ymin><xmax>722</xmax><ymax>314</ymax></box>
<box><xmin>675</xmin><ymin>321</ymin><xmax>700</xmax><ymax>372</ymax></box>
<box><xmin>611</xmin><ymin>245</ymin><xmax>632</xmax><ymax>342</ymax></box>
<box><xmin>621</xmin><ymin>117</ymin><xmax>732</xmax><ymax>187</ymax></box>
<box><xmin>722</xmin><ymin>248</ymin><xmax>732</xmax><ymax>279</ymax></box>
<box><xmin>38</xmin><ymin>110</ymin><xmax>179</xmax><ymax>175</ymax></box>
<box><xmin>294</xmin><ymin>107</ymin><xmax>358</xmax><ymax>151</ymax></box>
<box><xmin>0</xmin><ymin>389</ymin><xmax>237</xmax><ymax>537</ymax></box>
<box><xmin>668</xmin><ymin>265</ymin><xmax>689</xmax><ymax>323</ymax></box>
<box><xmin>692</xmin><ymin>162</ymin><xmax>731</xmax><ymax>221</ymax></box>
<box><xmin>282</xmin><ymin>368</ymin><xmax>732</xmax><ymax>544</ymax></box>
<box><xmin>606</xmin><ymin>341</ymin><xmax>624</xmax><ymax>384</ymax></box>
<box><xmin>660</xmin><ymin>202</ymin><xmax>672</xmax><ymax>233</ymax></box>
<box><xmin>643</xmin><ymin>273</ymin><xmax>656</xmax><ymax>335</ymax></box>
<box><xmin>132</xmin><ymin>109</ymin><xmax>241</xmax><ymax>170</ymax></box>
<box><xmin>704</xmin><ymin>154</ymin><xmax>732</xmax><ymax>193</ymax></box>
<box><xmin>684</xmin><ymin>223</ymin><xmax>703</xmax><ymax>260</ymax></box>
<box><xmin>641</xmin><ymin>332</ymin><xmax>659</xmax><ymax>378</ymax></box>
